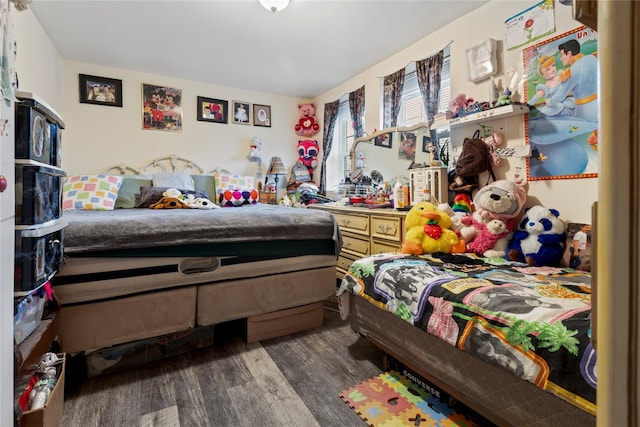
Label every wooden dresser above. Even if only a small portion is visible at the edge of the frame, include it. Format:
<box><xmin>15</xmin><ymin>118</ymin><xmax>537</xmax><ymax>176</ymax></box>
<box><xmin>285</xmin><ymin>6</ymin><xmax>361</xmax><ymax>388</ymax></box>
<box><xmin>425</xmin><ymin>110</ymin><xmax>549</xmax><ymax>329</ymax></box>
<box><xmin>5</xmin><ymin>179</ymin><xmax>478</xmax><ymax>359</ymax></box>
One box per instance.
<box><xmin>310</xmin><ymin>205</ymin><xmax>407</xmax><ymax>279</ymax></box>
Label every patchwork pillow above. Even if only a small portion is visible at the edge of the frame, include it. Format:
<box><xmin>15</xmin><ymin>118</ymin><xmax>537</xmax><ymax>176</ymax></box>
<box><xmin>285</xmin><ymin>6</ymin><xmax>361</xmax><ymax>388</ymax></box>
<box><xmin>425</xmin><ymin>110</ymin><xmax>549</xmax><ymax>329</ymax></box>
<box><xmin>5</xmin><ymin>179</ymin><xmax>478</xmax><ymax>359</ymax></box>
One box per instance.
<box><xmin>215</xmin><ymin>174</ymin><xmax>255</xmax><ymax>195</ymax></box>
<box><xmin>136</xmin><ymin>186</ymin><xmax>209</xmax><ymax>208</ymax></box>
<box><xmin>152</xmin><ymin>172</ymin><xmax>195</xmax><ymax>191</ymax></box>
<box><xmin>219</xmin><ymin>189</ymin><xmax>259</xmax><ymax>207</ymax></box>
<box><xmin>115</xmin><ymin>176</ymin><xmax>153</xmax><ymax>209</ymax></box>
<box><xmin>63</xmin><ymin>175</ymin><xmax>124</xmax><ymax>211</ymax></box>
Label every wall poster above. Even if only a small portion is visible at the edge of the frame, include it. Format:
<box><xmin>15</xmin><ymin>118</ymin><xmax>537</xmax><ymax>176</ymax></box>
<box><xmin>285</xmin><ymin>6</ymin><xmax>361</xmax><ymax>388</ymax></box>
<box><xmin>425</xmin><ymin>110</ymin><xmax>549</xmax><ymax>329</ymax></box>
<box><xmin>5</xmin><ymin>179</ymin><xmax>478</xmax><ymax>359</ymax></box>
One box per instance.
<box><xmin>523</xmin><ymin>25</ymin><xmax>598</xmax><ymax>181</ymax></box>
<box><xmin>142</xmin><ymin>83</ymin><xmax>183</xmax><ymax>132</ymax></box>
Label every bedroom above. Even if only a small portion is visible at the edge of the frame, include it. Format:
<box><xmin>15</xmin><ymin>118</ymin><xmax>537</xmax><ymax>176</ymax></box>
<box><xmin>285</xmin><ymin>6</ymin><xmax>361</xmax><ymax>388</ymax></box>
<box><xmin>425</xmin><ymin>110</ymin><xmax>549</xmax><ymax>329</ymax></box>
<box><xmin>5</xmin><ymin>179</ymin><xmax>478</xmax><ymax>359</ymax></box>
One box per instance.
<box><xmin>1</xmin><ymin>0</ymin><xmax>637</xmax><ymax>426</ymax></box>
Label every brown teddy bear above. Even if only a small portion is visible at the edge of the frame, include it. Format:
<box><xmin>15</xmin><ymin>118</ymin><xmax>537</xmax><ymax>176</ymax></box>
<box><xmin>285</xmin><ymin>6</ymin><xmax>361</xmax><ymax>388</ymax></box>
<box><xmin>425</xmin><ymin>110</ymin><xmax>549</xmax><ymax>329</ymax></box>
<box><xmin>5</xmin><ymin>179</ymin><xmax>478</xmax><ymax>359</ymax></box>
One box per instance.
<box><xmin>149</xmin><ymin>197</ymin><xmax>190</xmax><ymax>209</ymax></box>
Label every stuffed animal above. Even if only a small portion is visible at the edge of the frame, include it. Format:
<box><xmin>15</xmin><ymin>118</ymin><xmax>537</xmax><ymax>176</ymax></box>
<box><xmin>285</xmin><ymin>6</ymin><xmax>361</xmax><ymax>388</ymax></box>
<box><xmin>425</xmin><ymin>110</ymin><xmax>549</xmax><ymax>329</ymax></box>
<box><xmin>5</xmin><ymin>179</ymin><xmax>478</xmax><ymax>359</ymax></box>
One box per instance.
<box><xmin>163</xmin><ymin>188</ymin><xmax>183</xmax><ymax>199</ymax></box>
<box><xmin>297</xmin><ymin>139</ymin><xmax>319</xmax><ymax>179</ymax></box>
<box><xmin>189</xmin><ymin>197</ymin><xmax>219</xmax><ymax>210</ymax></box>
<box><xmin>295</xmin><ymin>116</ymin><xmax>320</xmax><ymax>137</ymax></box>
<box><xmin>298</xmin><ymin>103</ymin><xmax>316</xmax><ymax>117</ymax></box>
<box><xmin>459</xmin><ymin>179</ymin><xmax>528</xmax><ymax>256</ymax></box>
<box><xmin>401</xmin><ymin>202</ymin><xmax>460</xmax><ymax>255</ymax></box>
<box><xmin>507</xmin><ymin>205</ymin><xmax>566</xmax><ymax>266</ymax></box>
<box><xmin>466</xmin><ymin>218</ymin><xmax>512</xmax><ymax>258</ymax></box>
<box><xmin>149</xmin><ymin>196</ymin><xmax>190</xmax><ymax>209</ymax></box>
<box><xmin>247</xmin><ymin>137</ymin><xmax>262</xmax><ymax>162</ymax></box>
<box><xmin>355</xmin><ymin>151</ymin><xmax>366</xmax><ymax>170</ymax></box>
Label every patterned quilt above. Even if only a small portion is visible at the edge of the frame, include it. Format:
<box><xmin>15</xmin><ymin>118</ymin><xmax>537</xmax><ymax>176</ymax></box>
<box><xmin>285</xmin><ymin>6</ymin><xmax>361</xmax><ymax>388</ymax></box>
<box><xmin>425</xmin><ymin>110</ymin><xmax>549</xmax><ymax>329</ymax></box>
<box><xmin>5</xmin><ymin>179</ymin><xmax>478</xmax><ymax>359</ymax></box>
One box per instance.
<box><xmin>338</xmin><ymin>252</ymin><xmax>596</xmax><ymax>415</ymax></box>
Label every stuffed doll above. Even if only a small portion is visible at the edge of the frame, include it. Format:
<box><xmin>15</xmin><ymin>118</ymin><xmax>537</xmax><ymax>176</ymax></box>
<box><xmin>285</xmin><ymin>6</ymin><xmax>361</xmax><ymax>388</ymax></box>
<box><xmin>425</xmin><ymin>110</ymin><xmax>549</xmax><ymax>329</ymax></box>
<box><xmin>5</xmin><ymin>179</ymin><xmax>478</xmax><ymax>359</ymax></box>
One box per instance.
<box><xmin>401</xmin><ymin>202</ymin><xmax>460</xmax><ymax>255</ymax></box>
<box><xmin>459</xmin><ymin>178</ymin><xmax>528</xmax><ymax>256</ymax></box>
<box><xmin>297</xmin><ymin>139</ymin><xmax>319</xmax><ymax>179</ymax></box>
<box><xmin>507</xmin><ymin>205</ymin><xmax>566</xmax><ymax>266</ymax></box>
<box><xmin>466</xmin><ymin>218</ymin><xmax>512</xmax><ymax>258</ymax></box>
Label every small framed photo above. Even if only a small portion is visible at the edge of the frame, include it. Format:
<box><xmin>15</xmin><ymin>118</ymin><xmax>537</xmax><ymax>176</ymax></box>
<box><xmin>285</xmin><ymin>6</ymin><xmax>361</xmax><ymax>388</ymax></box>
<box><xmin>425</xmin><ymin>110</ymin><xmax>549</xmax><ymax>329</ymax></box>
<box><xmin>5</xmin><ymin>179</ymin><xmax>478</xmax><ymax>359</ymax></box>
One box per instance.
<box><xmin>232</xmin><ymin>101</ymin><xmax>251</xmax><ymax>125</ymax></box>
<box><xmin>79</xmin><ymin>74</ymin><xmax>122</xmax><ymax>107</ymax></box>
<box><xmin>253</xmin><ymin>104</ymin><xmax>271</xmax><ymax>127</ymax></box>
<box><xmin>197</xmin><ymin>96</ymin><xmax>228</xmax><ymax>124</ymax></box>
<box><xmin>374</xmin><ymin>132</ymin><xmax>393</xmax><ymax>148</ymax></box>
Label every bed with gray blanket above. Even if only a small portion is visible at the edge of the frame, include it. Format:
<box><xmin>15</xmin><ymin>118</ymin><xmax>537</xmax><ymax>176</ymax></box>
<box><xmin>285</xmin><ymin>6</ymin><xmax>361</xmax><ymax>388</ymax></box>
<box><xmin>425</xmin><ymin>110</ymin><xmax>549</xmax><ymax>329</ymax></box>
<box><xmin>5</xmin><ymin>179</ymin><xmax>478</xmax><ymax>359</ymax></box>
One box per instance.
<box><xmin>51</xmin><ymin>157</ymin><xmax>341</xmax><ymax>356</ymax></box>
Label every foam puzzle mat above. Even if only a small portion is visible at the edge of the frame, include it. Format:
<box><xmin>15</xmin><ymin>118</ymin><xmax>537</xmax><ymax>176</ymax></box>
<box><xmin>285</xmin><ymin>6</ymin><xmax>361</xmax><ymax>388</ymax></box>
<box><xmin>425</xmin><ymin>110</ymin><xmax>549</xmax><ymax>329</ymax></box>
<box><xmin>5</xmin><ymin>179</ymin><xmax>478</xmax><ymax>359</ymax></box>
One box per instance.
<box><xmin>339</xmin><ymin>371</ymin><xmax>481</xmax><ymax>427</ymax></box>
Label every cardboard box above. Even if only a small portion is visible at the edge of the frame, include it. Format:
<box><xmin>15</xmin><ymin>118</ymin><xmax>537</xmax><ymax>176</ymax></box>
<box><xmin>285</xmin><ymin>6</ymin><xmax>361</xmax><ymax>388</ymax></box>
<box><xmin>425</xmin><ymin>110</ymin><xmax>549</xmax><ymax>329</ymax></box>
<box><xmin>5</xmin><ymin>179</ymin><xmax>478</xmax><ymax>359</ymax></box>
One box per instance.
<box><xmin>20</xmin><ymin>354</ymin><xmax>65</xmax><ymax>427</ymax></box>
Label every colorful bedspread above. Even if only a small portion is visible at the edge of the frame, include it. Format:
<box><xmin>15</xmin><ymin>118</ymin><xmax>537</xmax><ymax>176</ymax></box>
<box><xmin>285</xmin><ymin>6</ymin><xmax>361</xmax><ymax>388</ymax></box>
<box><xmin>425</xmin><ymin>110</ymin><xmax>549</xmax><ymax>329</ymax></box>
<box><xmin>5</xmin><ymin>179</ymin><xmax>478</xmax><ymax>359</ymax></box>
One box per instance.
<box><xmin>338</xmin><ymin>252</ymin><xmax>596</xmax><ymax>415</ymax></box>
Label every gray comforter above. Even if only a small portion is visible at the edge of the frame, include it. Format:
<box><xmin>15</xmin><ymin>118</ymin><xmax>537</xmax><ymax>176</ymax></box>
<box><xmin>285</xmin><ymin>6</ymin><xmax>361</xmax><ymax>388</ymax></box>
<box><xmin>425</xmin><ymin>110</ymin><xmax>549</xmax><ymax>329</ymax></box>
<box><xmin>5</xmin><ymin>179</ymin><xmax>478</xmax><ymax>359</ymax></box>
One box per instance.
<box><xmin>62</xmin><ymin>205</ymin><xmax>340</xmax><ymax>254</ymax></box>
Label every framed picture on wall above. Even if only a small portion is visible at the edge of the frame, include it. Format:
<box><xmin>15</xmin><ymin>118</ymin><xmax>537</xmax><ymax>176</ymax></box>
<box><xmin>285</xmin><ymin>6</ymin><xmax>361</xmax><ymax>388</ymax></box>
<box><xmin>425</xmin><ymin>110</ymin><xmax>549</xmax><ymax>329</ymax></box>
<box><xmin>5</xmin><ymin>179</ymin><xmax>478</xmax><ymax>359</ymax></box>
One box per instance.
<box><xmin>253</xmin><ymin>104</ymin><xmax>271</xmax><ymax>127</ymax></box>
<box><xmin>142</xmin><ymin>83</ymin><xmax>183</xmax><ymax>132</ymax></box>
<box><xmin>374</xmin><ymin>132</ymin><xmax>392</xmax><ymax>148</ymax></box>
<box><xmin>197</xmin><ymin>96</ymin><xmax>228</xmax><ymax>124</ymax></box>
<box><xmin>232</xmin><ymin>101</ymin><xmax>251</xmax><ymax>125</ymax></box>
<box><xmin>399</xmin><ymin>131</ymin><xmax>416</xmax><ymax>161</ymax></box>
<box><xmin>79</xmin><ymin>74</ymin><xmax>122</xmax><ymax>107</ymax></box>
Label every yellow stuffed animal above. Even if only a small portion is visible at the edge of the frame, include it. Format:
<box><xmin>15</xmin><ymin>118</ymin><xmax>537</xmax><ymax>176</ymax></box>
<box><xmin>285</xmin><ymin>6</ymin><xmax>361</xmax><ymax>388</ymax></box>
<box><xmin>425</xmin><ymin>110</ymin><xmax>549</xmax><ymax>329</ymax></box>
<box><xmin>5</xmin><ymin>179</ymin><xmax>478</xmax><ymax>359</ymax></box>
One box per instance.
<box><xmin>401</xmin><ymin>202</ymin><xmax>461</xmax><ymax>255</ymax></box>
<box><xmin>149</xmin><ymin>196</ymin><xmax>190</xmax><ymax>209</ymax></box>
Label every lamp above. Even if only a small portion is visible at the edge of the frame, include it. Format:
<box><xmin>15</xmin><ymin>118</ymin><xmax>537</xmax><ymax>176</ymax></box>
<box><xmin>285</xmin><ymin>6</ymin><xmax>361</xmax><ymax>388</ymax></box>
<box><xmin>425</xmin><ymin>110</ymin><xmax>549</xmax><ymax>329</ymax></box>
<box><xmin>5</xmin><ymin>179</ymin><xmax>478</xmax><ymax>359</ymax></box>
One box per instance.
<box><xmin>266</xmin><ymin>156</ymin><xmax>287</xmax><ymax>195</ymax></box>
<box><xmin>259</xmin><ymin>0</ymin><xmax>289</xmax><ymax>13</ymax></box>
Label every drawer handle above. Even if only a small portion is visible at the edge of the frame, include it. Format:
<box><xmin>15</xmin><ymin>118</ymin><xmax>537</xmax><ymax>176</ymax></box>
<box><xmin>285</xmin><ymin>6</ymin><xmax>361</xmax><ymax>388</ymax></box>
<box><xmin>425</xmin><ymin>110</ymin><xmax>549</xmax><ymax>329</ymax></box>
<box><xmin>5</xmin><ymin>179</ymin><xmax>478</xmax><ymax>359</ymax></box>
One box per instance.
<box><xmin>341</xmin><ymin>218</ymin><xmax>351</xmax><ymax>226</ymax></box>
<box><xmin>377</xmin><ymin>224</ymin><xmax>393</xmax><ymax>234</ymax></box>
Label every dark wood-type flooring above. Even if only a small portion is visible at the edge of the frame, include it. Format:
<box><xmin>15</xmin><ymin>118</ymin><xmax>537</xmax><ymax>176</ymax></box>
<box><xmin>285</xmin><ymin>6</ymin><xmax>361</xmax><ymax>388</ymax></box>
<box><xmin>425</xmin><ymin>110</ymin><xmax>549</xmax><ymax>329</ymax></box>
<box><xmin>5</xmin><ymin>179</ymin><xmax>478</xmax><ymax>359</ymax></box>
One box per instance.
<box><xmin>61</xmin><ymin>307</ymin><xmax>386</xmax><ymax>427</ymax></box>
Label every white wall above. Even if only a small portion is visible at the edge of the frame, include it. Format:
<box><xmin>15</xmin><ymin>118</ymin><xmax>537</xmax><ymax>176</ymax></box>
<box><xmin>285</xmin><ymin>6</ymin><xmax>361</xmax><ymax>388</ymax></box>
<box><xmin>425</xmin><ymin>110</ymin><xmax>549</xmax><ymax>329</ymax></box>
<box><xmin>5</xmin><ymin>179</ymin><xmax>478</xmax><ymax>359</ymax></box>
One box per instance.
<box><xmin>61</xmin><ymin>61</ymin><xmax>308</xmax><ymax>178</ymax></box>
<box><xmin>313</xmin><ymin>0</ymin><xmax>597</xmax><ymax>224</ymax></box>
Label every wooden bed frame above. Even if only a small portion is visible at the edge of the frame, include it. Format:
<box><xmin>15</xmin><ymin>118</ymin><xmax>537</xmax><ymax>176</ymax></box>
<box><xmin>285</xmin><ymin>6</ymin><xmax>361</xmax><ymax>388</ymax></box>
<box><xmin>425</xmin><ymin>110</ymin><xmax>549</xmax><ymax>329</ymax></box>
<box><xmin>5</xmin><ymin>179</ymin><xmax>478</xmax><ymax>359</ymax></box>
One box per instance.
<box><xmin>349</xmin><ymin>295</ymin><xmax>596</xmax><ymax>427</ymax></box>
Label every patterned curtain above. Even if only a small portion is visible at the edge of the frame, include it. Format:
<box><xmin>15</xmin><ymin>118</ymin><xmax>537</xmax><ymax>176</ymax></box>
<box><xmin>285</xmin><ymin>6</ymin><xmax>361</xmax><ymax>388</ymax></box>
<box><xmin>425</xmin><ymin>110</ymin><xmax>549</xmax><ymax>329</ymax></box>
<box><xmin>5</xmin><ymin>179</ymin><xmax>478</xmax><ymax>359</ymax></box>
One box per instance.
<box><xmin>382</xmin><ymin>68</ymin><xmax>406</xmax><ymax>128</ymax></box>
<box><xmin>319</xmin><ymin>99</ymin><xmax>340</xmax><ymax>194</ymax></box>
<box><xmin>348</xmin><ymin>85</ymin><xmax>366</xmax><ymax>138</ymax></box>
<box><xmin>416</xmin><ymin>50</ymin><xmax>444</xmax><ymax>126</ymax></box>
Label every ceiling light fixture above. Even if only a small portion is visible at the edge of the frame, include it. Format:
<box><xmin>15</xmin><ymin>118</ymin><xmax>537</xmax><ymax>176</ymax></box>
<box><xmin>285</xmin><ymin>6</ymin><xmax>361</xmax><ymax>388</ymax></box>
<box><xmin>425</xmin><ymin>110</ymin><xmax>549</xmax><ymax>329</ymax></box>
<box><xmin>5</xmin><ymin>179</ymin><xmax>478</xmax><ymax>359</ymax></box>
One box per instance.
<box><xmin>259</xmin><ymin>0</ymin><xmax>289</xmax><ymax>13</ymax></box>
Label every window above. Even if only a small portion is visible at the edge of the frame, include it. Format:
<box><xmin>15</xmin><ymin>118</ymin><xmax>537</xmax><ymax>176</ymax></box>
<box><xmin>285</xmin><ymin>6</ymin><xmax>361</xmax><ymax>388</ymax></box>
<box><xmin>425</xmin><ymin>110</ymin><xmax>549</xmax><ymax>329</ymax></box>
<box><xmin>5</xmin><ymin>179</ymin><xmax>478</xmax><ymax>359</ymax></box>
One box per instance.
<box><xmin>394</xmin><ymin>47</ymin><xmax>451</xmax><ymax>127</ymax></box>
<box><xmin>325</xmin><ymin>96</ymin><xmax>354</xmax><ymax>193</ymax></box>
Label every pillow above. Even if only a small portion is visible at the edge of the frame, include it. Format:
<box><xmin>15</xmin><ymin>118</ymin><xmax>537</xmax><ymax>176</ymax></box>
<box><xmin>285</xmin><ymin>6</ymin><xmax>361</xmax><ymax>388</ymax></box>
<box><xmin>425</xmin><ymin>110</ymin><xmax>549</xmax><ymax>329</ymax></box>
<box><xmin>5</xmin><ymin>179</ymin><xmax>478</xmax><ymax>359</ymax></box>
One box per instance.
<box><xmin>135</xmin><ymin>186</ymin><xmax>209</xmax><ymax>208</ymax></box>
<box><xmin>219</xmin><ymin>189</ymin><xmax>259</xmax><ymax>207</ymax></box>
<box><xmin>215</xmin><ymin>174</ymin><xmax>255</xmax><ymax>196</ymax></box>
<box><xmin>152</xmin><ymin>172</ymin><xmax>195</xmax><ymax>191</ymax></box>
<box><xmin>62</xmin><ymin>175</ymin><xmax>123</xmax><ymax>211</ymax></box>
<box><xmin>191</xmin><ymin>174</ymin><xmax>216</xmax><ymax>198</ymax></box>
<box><xmin>115</xmin><ymin>177</ymin><xmax>153</xmax><ymax>209</ymax></box>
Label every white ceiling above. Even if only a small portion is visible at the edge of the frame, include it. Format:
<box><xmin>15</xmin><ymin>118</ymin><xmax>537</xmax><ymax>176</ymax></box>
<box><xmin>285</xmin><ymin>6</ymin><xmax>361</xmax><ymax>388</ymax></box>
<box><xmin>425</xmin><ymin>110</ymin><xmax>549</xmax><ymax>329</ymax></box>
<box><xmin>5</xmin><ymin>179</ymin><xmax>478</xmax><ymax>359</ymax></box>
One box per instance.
<box><xmin>28</xmin><ymin>0</ymin><xmax>488</xmax><ymax>99</ymax></box>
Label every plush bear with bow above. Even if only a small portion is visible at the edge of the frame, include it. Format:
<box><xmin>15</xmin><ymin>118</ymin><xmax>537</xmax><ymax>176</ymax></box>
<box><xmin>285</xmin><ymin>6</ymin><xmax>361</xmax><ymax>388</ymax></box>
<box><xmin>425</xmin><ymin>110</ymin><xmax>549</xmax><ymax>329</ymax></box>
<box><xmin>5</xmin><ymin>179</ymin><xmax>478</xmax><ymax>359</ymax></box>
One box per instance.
<box><xmin>294</xmin><ymin>103</ymin><xmax>320</xmax><ymax>137</ymax></box>
<box><xmin>459</xmin><ymin>178</ymin><xmax>528</xmax><ymax>258</ymax></box>
<box><xmin>507</xmin><ymin>205</ymin><xmax>566</xmax><ymax>266</ymax></box>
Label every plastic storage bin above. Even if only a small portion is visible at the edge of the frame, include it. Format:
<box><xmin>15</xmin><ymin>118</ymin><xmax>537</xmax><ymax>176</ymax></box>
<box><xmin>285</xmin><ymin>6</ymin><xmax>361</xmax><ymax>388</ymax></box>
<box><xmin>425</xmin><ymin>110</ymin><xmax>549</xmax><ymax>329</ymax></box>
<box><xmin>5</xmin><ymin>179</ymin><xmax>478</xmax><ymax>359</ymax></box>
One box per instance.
<box><xmin>15</xmin><ymin>163</ymin><xmax>65</xmax><ymax>226</ymax></box>
<box><xmin>15</xmin><ymin>220</ymin><xmax>66</xmax><ymax>294</ymax></box>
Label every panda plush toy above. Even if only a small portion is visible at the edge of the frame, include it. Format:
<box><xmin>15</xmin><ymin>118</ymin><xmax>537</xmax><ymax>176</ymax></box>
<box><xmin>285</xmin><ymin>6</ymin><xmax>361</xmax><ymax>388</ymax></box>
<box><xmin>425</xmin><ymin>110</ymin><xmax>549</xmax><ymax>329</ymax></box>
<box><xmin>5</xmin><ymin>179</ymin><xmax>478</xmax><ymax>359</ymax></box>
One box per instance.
<box><xmin>507</xmin><ymin>205</ymin><xmax>567</xmax><ymax>266</ymax></box>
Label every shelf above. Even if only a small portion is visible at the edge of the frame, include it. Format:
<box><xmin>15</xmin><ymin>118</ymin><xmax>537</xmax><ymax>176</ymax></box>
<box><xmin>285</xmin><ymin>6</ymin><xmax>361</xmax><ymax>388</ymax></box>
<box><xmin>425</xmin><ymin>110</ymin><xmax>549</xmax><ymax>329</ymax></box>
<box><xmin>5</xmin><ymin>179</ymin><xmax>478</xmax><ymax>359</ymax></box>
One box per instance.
<box><xmin>432</xmin><ymin>103</ymin><xmax>530</xmax><ymax>130</ymax></box>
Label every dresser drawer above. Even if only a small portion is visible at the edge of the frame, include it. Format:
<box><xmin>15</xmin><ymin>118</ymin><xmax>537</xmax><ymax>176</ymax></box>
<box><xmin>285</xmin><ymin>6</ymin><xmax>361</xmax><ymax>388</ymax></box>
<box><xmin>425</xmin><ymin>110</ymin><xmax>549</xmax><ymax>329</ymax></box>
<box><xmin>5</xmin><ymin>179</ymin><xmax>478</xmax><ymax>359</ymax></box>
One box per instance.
<box><xmin>371</xmin><ymin>215</ymin><xmax>403</xmax><ymax>242</ymax></box>
<box><xmin>371</xmin><ymin>240</ymin><xmax>401</xmax><ymax>255</ymax></box>
<box><xmin>341</xmin><ymin>233</ymin><xmax>370</xmax><ymax>257</ymax></box>
<box><xmin>333</xmin><ymin>213</ymin><xmax>369</xmax><ymax>236</ymax></box>
<box><xmin>337</xmin><ymin>253</ymin><xmax>358</xmax><ymax>273</ymax></box>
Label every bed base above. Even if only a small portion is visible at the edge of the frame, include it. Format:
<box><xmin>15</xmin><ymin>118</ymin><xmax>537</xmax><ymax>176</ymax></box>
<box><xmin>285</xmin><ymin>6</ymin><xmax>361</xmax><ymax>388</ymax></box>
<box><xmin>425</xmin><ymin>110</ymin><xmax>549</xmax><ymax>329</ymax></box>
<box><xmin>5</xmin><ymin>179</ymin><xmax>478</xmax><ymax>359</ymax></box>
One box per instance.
<box><xmin>349</xmin><ymin>295</ymin><xmax>596</xmax><ymax>427</ymax></box>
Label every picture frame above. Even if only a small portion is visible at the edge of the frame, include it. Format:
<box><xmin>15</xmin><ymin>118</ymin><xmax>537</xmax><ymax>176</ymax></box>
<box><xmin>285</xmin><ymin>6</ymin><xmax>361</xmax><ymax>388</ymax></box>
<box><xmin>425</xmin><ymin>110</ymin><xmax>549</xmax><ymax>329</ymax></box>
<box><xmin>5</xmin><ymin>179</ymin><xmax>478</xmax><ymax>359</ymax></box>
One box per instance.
<box><xmin>523</xmin><ymin>26</ymin><xmax>598</xmax><ymax>181</ymax></box>
<box><xmin>253</xmin><ymin>104</ymin><xmax>271</xmax><ymax>127</ymax></box>
<box><xmin>79</xmin><ymin>74</ymin><xmax>122</xmax><ymax>107</ymax></box>
<box><xmin>142</xmin><ymin>83</ymin><xmax>183</xmax><ymax>132</ymax></box>
<box><xmin>374</xmin><ymin>132</ymin><xmax>392</xmax><ymax>148</ymax></box>
<box><xmin>232</xmin><ymin>101</ymin><xmax>251</xmax><ymax>125</ymax></box>
<box><xmin>399</xmin><ymin>131</ymin><xmax>416</xmax><ymax>161</ymax></box>
<box><xmin>196</xmin><ymin>96</ymin><xmax>228</xmax><ymax>124</ymax></box>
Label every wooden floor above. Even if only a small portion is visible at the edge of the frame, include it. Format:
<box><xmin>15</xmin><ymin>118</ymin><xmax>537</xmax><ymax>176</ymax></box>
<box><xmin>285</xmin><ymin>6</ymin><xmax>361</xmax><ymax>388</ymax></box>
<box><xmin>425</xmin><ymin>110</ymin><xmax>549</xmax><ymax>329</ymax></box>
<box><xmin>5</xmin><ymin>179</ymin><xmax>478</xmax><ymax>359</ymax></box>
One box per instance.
<box><xmin>61</xmin><ymin>308</ymin><xmax>386</xmax><ymax>427</ymax></box>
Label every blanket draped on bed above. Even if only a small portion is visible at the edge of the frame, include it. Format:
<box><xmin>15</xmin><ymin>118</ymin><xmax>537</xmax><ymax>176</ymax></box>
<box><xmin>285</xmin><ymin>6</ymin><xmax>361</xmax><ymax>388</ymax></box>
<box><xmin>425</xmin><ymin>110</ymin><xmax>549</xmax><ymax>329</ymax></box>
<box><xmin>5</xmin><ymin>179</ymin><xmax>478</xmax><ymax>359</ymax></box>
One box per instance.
<box><xmin>63</xmin><ymin>205</ymin><xmax>341</xmax><ymax>255</ymax></box>
<box><xmin>338</xmin><ymin>252</ymin><xmax>596</xmax><ymax>416</ymax></box>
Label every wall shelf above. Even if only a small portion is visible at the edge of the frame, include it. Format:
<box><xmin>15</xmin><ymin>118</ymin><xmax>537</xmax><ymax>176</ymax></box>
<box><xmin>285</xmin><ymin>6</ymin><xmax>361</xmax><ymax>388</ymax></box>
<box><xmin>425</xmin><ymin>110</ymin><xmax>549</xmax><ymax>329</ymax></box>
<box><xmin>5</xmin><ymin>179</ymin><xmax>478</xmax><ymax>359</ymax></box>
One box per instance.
<box><xmin>432</xmin><ymin>103</ymin><xmax>530</xmax><ymax>130</ymax></box>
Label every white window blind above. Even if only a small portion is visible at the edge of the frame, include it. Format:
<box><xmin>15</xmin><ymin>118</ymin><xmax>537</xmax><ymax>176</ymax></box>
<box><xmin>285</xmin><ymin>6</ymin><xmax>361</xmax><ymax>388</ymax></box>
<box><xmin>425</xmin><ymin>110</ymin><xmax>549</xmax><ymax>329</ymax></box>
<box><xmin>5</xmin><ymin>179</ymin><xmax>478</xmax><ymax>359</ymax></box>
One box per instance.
<box><xmin>397</xmin><ymin>48</ymin><xmax>451</xmax><ymax>127</ymax></box>
<box><xmin>325</xmin><ymin>96</ymin><xmax>353</xmax><ymax>192</ymax></box>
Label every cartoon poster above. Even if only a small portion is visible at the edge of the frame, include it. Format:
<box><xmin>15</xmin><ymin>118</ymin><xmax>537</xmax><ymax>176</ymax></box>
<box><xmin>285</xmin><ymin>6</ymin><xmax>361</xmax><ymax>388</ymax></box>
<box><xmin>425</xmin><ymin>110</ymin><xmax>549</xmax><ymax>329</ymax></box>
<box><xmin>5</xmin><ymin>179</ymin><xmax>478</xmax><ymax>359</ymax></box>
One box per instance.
<box><xmin>142</xmin><ymin>83</ymin><xmax>183</xmax><ymax>132</ymax></box>
<box><xmin>523</xmin><ymin>26</ymin><xmax>598</xmax><ymax>181</ymax></box>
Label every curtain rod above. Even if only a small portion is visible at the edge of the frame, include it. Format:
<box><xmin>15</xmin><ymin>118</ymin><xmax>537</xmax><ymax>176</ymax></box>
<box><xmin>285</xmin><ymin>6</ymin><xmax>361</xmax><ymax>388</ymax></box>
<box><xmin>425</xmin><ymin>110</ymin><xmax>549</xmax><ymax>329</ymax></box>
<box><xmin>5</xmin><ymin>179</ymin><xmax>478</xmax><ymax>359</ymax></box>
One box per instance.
<box><xmin>377</xmin><ymin>40</ymin><xmax>453</xmax><ymax>79</ymax></box>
